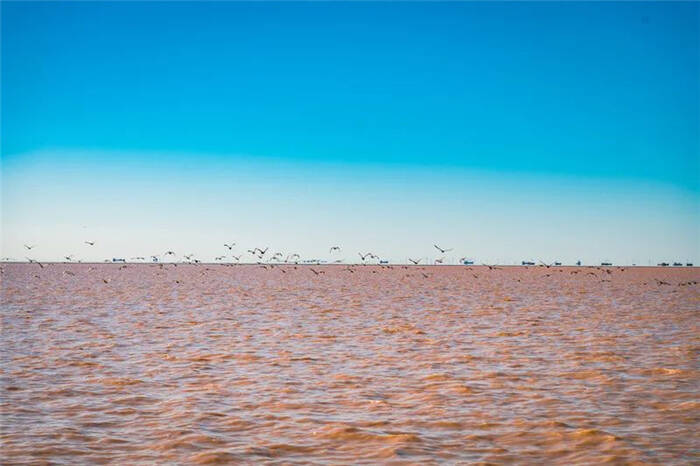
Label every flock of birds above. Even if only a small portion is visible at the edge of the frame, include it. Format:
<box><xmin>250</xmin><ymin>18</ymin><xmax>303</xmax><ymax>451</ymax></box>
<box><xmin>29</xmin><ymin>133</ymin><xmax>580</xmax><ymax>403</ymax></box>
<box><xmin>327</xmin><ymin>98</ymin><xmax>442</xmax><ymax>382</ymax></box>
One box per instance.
<box><xmin>16</xmin><ymin>242</ymin><xmax>466</xmax><ymax>266</ymax></box>
<box><xmin>6</xmin><ymin>242</ymin><xmax>697</xmax><ymax>268</ymax></box>
<box><xmin>3</xmin><ymin>241</ymin><xmax>697</xmax><ymax>289</ymax></box>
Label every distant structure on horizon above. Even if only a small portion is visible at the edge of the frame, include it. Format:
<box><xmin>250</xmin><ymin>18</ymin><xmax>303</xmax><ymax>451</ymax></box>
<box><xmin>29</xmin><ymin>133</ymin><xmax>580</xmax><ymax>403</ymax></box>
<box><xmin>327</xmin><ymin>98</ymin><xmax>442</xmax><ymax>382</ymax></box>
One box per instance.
<box><xmin>522</xmin><ymin>261</ymin><xmax>535</xmax><ymax>266</ymax></box>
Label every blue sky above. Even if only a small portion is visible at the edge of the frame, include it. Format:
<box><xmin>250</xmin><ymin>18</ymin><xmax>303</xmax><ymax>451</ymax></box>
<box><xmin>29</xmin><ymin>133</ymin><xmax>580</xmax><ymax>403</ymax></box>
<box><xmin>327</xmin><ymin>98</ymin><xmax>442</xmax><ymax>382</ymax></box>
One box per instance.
<box><xmin>2</xmin><ymin>1</ymin><xmax>698</xmax><ymax>264</ymax></box>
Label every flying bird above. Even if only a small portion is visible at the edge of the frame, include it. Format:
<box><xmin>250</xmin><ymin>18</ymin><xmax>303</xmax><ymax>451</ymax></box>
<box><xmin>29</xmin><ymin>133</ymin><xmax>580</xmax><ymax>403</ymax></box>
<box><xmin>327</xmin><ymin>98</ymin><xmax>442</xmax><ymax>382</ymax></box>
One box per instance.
<box><xmin>408</xmin><ymin>258</ymin><xmax>421</xmax><ymax>265</ymax></box>
<box><xmin>26</xmin><ymin>257</ymin><xmax>44</xmax><ymax>268</ymax></box>
<box><xmin>64</xmin><ymin>255</ymin><xmax>74</xmax><ymax>261</ymax></box>
<box><xmin>224</xmin><ymin>243</ymin><xmax>236</xmax><ymax>250</ymax></box>
<box><xmin>482</xmin><ymin>263</ymin><xmax>501</xmax><ymax>270</ymax></box>
<box><xmin>359</xmin><ymin>252</ymin><xmax>373</xmax><ymax>261</ymax></box>
<box><xmin>330</xmin><ymin>246</ymin><xmax>341</xmax><ymax>253</ymax></box>
<box><xmin>164</xmin><ymin>250</ymin><xmax>176</xmax><ymax>256</ymax></box>
<box><xmin>85</xmin><ymin>241</ymin><xmax>95</xmax><ymax>246</ymax></box>
<box><xmin>24</xmin><ymin>244</ymin><xmax>36</xmax><ymax>250</ymax></box>
<box><xmin>252</xmin><ymin>247</ymin><xmax>269</xmax><ymax>256</ymax></box>
<box><xmin>434</xmin><ymin>244</ymin><xmax>453</xmax><ymax>254</ymax></box>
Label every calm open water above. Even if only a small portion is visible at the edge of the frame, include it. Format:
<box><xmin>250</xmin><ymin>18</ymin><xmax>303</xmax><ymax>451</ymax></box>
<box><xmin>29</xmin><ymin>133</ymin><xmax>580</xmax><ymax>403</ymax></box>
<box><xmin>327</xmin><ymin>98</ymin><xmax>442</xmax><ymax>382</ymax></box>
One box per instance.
<box><xmin>1</xmin><ymin>263</ymin><xmax>698</xmax><ymax>464</ymax></box>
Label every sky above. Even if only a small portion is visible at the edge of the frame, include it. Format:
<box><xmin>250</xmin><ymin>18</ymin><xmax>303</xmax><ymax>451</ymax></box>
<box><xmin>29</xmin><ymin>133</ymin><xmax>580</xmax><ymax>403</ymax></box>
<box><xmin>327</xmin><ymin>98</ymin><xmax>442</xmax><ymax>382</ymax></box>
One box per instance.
<box><xmin>1</xmin><ymin>1</ymin><xmax>698</xmax><ymax>265</ymax></box>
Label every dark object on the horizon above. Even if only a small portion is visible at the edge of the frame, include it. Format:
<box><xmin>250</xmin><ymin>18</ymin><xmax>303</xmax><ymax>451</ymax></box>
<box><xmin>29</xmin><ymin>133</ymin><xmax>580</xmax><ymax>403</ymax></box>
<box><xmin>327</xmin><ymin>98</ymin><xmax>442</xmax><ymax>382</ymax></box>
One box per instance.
<box><xmin>576</xmin><ymin>260</ymin><xmax>582</xmax><ymax>266</ymax></box>
<box><xmin>522</xmin><ymin>261</ymin><xmax>535</xmax><ymax>266</ymax></box>
<box><xmin>408</xmin><ymin>258</ymin><xmax>421</xmax><ymax>265</ymax></box>
<box><xmin>658</xmin><ymin>262</ymin><xmax>669</xmax><ymax>267</ymax></box>
<box><xmin>601</xmin><ymin>262</ymin><xmax>613</xmax><ymax>266</ymax></box>
<box><xmin>359</xmin><ymin>252</ymin><xmax>373</xmax><ymax>261</ymax></box>
<box><xmin>463</xmin><ymin>260</ymin><xmax>474</xmax><ymax>265</ymax></box>
<box><xmin>673</xmin><ymin>262</ymin><xmax>683</xmax><ymax>267</ymax></box>
<box><xmin>687</xmin><ymin>263</ymin><xmax>694</xmax><ymax>267</ymax></box>
<box><xmin>554</xmin><ymin>262</ymin><xmax>562</xmax><ymax>266</ymax></box>
<box><xmin>379</xmin><ymin>260</ymin><xmax>388</xmax><ymax>264</ymax></box>
<box><xmin>112</xmin><ymin>258</ymin><xmax>126</xmax><ymax>263</ymax></box>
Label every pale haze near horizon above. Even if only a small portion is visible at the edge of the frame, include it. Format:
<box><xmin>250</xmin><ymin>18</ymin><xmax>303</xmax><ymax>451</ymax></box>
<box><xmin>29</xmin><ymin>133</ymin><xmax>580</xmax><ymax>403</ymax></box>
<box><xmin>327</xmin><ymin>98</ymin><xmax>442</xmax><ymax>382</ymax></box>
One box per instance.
<box><xmin>2</xmin><ymin>149</ymin><xmax>697</xmax><ymax>266</ymax></box>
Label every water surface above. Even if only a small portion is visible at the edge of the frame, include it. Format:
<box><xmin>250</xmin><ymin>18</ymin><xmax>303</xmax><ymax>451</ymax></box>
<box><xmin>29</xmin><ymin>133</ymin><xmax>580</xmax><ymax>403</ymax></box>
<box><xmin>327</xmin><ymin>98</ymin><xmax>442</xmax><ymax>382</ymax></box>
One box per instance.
<box><xmin>1</xmin><ymin>264</ymin><xmax>698</xmax><ymax>464</ymax></box>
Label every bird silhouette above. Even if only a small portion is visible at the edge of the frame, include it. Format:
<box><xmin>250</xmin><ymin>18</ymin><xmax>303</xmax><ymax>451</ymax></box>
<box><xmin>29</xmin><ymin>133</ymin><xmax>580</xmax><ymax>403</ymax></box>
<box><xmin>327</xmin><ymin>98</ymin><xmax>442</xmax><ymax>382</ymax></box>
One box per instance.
<box><xmin>26</xmin><ymin>258</ymin><xmax>44</xmax><ymax>268</ymax></box>
<box><xmin>224</xmin><ymin>242</ymin><xmax>236</xmax><ymax>250</ymax></box>
<box><xmin>85</xmin><ymin>241</ymin><xmax>95</xmax><ymax>246</ymax></box>
<box><xmin>408</xmin><ymin>258</ymin><xmax>421</xmax><ymax>265</ymax></box>
<box><xmin>434</xmin><ymin>244</ymin><xmax>453</xmax><ymax>254</ymax></box>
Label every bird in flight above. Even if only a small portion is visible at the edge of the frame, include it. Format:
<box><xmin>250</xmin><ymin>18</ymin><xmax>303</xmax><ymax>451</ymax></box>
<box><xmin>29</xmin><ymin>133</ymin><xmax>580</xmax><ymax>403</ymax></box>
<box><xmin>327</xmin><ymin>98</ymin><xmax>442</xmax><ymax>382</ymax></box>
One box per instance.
<box><xmin>224</xmin><ymin>243</ymin><xmax>236</xmax><ymax>250</ymax></box>
<box><xmin>330</xmin><ymin>246</ymin><xmax>341</xmax><ymax>253</ymax></box>
<box><xmin>359</xmin><ymin>252</ymin><xmax>373</xmax><ymax>261</ymax></box>
<box><xmin>214</xmin><ymin>256</ymin><xmax>226</xmax><ymax>261</ymax></box>
<box><xmin>26</xmin><ymin>257</ymin><xmax>44</xmax><ymax>268</ymax></box>
<box><xmin>231</xmin><ymin>255</ymin><xmax>241</xmax><ymax>262</ymax></box>
<box><xmin>184</xmin><ymin>254</ymin><xmax>194</xmax><ymax>261</ymax></box>
<box><xmin>286</xmin><ymin>253</ymin><xmax>300</xmax><ymax>263</ymax></box>
<box><xmin>85</xmin><ymin>241</ymin><xmax>95</xmax><ymax>246</ymax></box>
<box><xmin>408</xmin><ymin>258</ymin><xmax>421</xmax><ymax>265</ymax></box>
<box><xmin>164</xmin><ymin>250</ymin><xmax>176</xmax><ymax>256</ymax></box>
<box><xmin>24</xmin><ymin>244</ymin><xmax>36</xmax><ymax>250</ymax></box>
<box><xmin>434</xmin><ymin>244</ymin><xmax>453</xmax><ymax>254</ymax></box>
<box><xmin>434</xmin><ymin>258</ymin><xmax>444</xmax><ymax>264</ymax></box>
<box><xmin>64</xmin><ymin>255</ymin><xmax>74</xmax><ymax>261</ymax></box>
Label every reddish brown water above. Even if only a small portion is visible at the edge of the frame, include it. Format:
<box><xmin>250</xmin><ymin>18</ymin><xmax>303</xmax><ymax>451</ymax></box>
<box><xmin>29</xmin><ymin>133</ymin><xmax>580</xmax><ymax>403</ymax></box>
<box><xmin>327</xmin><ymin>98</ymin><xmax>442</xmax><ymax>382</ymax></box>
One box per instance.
<box><xmin>1</xmin><ymin>263</ymin><xmax>698</xmax><ymax>464</ymax></box>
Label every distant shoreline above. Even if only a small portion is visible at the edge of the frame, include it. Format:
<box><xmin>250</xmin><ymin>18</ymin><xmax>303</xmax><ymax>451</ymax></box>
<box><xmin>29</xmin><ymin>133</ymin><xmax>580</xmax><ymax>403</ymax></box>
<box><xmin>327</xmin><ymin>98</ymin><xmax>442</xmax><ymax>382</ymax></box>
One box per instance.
<box><xmin>2</xmin><ymin>262</ymin><xmax>697</xmax><ymax>269</ymax></box>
